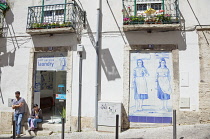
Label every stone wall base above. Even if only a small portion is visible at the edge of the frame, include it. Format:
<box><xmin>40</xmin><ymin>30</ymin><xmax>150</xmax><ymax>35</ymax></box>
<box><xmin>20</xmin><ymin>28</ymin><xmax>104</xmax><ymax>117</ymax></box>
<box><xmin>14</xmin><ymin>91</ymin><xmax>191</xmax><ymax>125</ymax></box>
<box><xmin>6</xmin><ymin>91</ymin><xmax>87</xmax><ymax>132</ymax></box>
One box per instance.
<box><xmin>0</xmin><ymin>112</ymin><xmax>13</xmax><ymax>134</ymax></box>
<box><xmin>70</xmin><ymin>116</ymin><xmax>95</xmax><ymax>132</ymax></box>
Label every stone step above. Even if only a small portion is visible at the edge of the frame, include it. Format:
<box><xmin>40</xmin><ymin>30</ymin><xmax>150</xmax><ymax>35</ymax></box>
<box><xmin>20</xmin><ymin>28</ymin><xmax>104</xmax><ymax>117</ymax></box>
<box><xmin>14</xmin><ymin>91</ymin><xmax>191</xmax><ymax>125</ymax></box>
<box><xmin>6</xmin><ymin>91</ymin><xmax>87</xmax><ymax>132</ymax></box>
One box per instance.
<box><xmin>41</xmin><ymin>123</ymin><xmax>63</xmax><ymax>132</ymax></box>
<box><xmin>23</xmin><ymin>122</ymin><xmax>63</xmax><ymax>130</ymax></box>
<box><xmin>24</xmin><ymin>130</ymin><xmax>53</xmax><ymax>136</ymax></box>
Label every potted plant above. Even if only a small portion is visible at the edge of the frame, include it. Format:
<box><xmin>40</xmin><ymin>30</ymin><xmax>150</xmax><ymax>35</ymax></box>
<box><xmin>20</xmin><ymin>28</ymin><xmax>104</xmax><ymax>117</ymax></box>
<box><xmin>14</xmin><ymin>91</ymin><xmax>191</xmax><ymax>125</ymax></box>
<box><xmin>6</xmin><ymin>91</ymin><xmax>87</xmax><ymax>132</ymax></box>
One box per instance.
<box><xmin>50</xmin><ymin>22</ymin><xmax>57</xmax><ymax>28</ymax></box>
<box><xmin>59</xmin><ymin>107</ymin><xmax>66</xmax><ymax>123</ymax></box>
<box><xmin>123</xmin><ymin>17</ymin><xmax>130</xmax><ymax>25</ymax></box>
<box><xmin>155</xmin><ymin>14</ymin><xmax>164</xmax><ymax>24</ymax></box>
<box><xmin>138</xmin><ymin>16</ymin><xmax>145</xmax><ymax>24</ymax></box>
<box><xmin>42</xmin><ymin>22</ymin><xmax>49</xmax><ymax>29</ymax></box>
<box><xmin>31</xmin><ymin>23</ymin><xmax>41</xmax><ymax>29</ymax></box>
<box><xmin>130</xmin><ymin>16</ymin><xmax>139</xmax><ymax>24</ymax></box>
<box><xmin>64</xmin><ymin>22</ymin><xmax>71</xmax><ymax>27</ymax></box>
<box><xmin>145</xmin><ymin>17</ymin><xmax>156</xmax><ymax>24</ymax></box>
<box><xmin>163</xmin><ymin>14</ymin><xmax>172</xmax><ymax>24</ymax></box>
<box><xmin>129</xmin><ymin>16</ymin><xmax>145</xmax><ymax>25</ymax></box>
<box><xmin>60</xmin><ymin>23</ymin><xmax>66</xmax><ymax>28</ymax></box>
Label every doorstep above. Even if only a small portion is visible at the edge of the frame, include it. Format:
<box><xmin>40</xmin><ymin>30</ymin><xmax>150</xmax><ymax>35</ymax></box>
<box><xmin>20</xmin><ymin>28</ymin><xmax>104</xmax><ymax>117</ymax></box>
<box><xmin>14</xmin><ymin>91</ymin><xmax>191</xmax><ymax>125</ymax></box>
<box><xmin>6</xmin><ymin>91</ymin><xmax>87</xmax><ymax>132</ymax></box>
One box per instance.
<box><xmin>25</xmin><ymin>130</ymin><xmax>53</xmax><ymax>136</ymax></box>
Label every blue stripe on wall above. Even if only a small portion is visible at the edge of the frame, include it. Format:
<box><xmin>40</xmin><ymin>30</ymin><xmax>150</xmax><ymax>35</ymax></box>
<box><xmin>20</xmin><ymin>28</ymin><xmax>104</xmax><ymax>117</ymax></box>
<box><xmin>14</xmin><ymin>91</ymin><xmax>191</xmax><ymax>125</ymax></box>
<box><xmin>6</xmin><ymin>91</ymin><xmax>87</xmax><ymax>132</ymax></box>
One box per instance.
<box><xmin>129</xmin><ymin>116</ymin><xmax>172</xmax><ymax>123</ymax></box>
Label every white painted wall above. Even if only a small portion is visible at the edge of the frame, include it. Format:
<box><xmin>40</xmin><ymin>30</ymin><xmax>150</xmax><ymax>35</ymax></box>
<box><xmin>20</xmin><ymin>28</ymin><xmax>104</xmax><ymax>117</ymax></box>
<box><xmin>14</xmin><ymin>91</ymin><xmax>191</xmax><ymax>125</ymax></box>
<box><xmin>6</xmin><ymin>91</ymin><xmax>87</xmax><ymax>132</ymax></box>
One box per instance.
<box><xmin>0</xmin><ymin>0</ymin><xmax>207</xmax><ymax>119</ymax></box>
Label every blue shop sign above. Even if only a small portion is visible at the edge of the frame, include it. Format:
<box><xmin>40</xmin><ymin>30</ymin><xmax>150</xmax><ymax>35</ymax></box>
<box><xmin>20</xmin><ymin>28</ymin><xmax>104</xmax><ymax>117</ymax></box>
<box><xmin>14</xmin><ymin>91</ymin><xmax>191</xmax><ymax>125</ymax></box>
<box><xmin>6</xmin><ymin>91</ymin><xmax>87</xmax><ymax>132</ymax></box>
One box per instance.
<box><xmin>56</xmin><ymin>94</ymin><xmax>66</xmax><ymax>100</ymax></box>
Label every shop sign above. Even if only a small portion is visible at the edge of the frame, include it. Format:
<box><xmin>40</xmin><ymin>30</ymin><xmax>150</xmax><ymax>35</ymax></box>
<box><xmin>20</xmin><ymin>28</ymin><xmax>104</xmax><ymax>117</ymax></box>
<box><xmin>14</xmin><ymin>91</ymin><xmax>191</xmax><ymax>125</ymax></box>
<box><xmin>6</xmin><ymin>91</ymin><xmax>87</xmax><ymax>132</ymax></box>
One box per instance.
<box><xmin>56</xmin><ymin>94</ymin><xmax>66</xmax><ymax>100</ymax></box>
<box><xmin>37</xmin><ymin>57</ymin><xmax>67</xmax><ymax>71</ymax></box>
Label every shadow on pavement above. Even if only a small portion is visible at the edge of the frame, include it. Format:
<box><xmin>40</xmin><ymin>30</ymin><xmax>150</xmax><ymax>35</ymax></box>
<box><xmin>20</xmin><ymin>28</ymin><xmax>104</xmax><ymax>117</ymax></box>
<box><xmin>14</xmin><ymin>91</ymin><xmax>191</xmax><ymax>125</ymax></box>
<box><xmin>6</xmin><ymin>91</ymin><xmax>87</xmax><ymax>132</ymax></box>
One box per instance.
<box><xmin>0</xmin><ymin>136</ymin><xmax>36</xmax><ymax>139</ymax></box>
<box><xmin>124</xmin><ymin>138</ymin><xmax>144</xmax><ymax>139</ymax></box>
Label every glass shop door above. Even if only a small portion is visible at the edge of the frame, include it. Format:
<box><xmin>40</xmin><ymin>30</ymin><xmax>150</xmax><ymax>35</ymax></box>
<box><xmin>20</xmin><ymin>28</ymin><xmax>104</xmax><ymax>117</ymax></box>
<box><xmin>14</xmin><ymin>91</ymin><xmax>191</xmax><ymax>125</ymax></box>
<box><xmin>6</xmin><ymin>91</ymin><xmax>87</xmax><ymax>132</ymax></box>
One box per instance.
<box><xmin>33</xmin><ymin>52</ymin><xmax>67</xmax><ymax>124</ymax></box>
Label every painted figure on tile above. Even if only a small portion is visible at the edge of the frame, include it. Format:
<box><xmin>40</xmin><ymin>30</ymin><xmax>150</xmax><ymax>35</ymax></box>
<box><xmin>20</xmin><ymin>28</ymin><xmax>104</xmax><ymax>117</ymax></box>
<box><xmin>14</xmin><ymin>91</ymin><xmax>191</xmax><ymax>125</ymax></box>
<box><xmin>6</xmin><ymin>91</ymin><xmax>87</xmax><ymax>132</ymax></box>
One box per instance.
<box><xmin>156</xmin><ymin>58</ymin><xmax>172</xmax><ymax>111</ymax></box>
<box><xmin>133</xmin><ymin>59</ymin><xmax>149</xmax><ymax>111</ymax></box>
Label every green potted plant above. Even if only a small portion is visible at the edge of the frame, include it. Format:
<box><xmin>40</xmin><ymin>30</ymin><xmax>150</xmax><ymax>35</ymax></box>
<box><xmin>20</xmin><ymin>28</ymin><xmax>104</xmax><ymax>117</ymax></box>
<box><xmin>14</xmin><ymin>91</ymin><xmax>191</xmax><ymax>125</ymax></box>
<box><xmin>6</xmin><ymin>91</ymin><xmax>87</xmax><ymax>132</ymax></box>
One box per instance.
<box><xmin>65</xmin><ymin>22</ymin><xmax>71</xmax><ymax>27</ymax></box>
<box><xmin>50</xmin><ymin>22</ymin><xmax>57</xmax><ymax>28</ymax></box>
<box><xmin>163</xmin><ymin>14</ymin><xmax>172</xmax><ymax>24</ymax></box>
<box><xmin>155</xmin><ymin>14</ymin><xmax>164</xmax><ymax>24</ymax></box>
<box><xmin>59</xmin><ymin>107</ymin><xmax>66</xmax><ymax>119</ymax></box>
<box><xmin>60</xmin><ymin>23</ymin><xmax>66</xmax><ymax>28</ymax></box>
<box><xmin>138</xmin><ymin>16</ymin><xmax>145</xmax><ymax>24</ymax></box>
<box><xmin>130</xmin><ymin>16</ymin><xmax>139</xmax><ymax>24</ymax></box>
<box><xmin>31</xmin><ymin>23</ymin><xmax>41</xmax><ymax>29</ymax></box>
<box><xmin>42</xmin><ymin>22</ymin><xmax>49</xmax><ymax>29</ymax></box>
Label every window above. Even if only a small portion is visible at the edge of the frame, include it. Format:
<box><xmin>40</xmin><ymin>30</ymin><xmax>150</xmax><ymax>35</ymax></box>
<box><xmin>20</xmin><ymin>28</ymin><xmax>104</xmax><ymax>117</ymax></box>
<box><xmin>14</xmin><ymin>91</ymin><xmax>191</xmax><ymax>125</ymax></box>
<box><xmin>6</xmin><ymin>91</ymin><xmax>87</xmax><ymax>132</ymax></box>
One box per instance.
<box><xmin>151</xmin><ymin>3</ymin><xmax>162</xmax><ymax>10</ymax></box>
<box><xmin>44</xmin><ymin>10</ymin><xmax>53</xmax><ymax>16</ymax></box>
<box><xmin>137</xmin><ymin>4</ymin><xmax>147</xmax><ymax>11</ymax></box>
<box><xmin>136</xmin><ymin>2</ymin><xmax>162</xmax><ymax>12</ymax></box>
<box><xmin>55</xmin><ymin>9</ymin><xmax>64</xmax><ymax>16</ymax></box>
<box><xmin>43</xmin><ymin>9</ymin><xmax>65</xmax><ymax>22</ymax></box>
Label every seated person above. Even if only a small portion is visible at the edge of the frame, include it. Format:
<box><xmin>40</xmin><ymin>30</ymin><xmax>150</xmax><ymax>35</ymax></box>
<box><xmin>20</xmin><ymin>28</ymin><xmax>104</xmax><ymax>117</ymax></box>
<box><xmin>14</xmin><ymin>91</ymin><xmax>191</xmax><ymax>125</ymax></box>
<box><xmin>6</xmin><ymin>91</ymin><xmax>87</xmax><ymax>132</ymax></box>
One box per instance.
<box><xmin>28</xmin><ymin>104</ymin><xmax>43</xmax><ymax>131</ymax></box>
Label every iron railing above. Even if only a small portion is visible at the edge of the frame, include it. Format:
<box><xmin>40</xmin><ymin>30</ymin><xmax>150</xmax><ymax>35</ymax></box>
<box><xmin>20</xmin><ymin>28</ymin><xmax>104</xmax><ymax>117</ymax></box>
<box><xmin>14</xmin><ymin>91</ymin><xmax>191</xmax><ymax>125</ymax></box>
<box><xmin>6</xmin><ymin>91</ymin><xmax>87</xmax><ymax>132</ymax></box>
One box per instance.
<box><xmin>123</xmin><ymin>0</ymin><xmax>180</xmax><ymax>25</ymax></box>
<box><xmin>26</xmin><ymin>2</ymin><xmax>84</xmax><ymax>29</ymax></box>
<box><xmin>0</xmin><ymin>10</ymin><xmax>3</xmax><ymax>29</ymax></box>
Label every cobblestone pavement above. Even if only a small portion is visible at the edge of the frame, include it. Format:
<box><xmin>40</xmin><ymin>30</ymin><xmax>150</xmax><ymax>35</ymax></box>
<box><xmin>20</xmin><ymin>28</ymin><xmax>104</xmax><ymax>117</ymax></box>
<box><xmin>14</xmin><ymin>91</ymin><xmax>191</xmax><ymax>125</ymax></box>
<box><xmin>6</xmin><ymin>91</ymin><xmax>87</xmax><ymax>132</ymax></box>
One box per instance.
<box><xmin>0</xmin><ymin>124</ymin><xmax>210</xmax><ymax>139</ymax></box>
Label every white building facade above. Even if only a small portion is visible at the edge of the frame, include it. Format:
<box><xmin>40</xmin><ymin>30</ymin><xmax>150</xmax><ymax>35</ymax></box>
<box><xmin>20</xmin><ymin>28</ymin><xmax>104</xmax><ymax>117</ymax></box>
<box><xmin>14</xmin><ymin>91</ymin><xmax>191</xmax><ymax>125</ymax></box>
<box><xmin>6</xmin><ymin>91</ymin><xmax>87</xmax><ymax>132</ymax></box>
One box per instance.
<box><xmin>0</xmin><ymin>0</ymin><xmax>210</xmax><ymax>133</ymax></box>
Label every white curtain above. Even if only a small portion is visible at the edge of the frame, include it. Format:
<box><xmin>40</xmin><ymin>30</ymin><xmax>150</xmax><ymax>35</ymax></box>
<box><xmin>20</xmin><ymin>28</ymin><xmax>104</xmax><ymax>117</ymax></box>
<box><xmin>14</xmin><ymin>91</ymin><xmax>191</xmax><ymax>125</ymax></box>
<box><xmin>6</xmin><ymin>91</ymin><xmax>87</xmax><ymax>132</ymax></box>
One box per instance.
<box><xmin>44</xmin><ymin>0</ymin><xmax>66</xmax><ymax>5</ymax></box>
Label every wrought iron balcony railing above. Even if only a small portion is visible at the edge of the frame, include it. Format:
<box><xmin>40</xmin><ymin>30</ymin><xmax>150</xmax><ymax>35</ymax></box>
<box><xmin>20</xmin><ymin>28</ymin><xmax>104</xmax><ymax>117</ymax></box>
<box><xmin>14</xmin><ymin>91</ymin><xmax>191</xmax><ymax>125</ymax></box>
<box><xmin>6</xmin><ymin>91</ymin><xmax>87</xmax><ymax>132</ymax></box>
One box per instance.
<box><xmin>26</xmin><ymin>2</ymin><xmax>83</xmax><ymax>30</ymax></box>
<box><xmin>0</xmin><ymin>10</ymin><xmax>3</xmax><ymax>30</ymax></box>
<box><xmin>123</xmin><ymin>0</ymin><xmax>180</xmax><ymax>25</ymax></box>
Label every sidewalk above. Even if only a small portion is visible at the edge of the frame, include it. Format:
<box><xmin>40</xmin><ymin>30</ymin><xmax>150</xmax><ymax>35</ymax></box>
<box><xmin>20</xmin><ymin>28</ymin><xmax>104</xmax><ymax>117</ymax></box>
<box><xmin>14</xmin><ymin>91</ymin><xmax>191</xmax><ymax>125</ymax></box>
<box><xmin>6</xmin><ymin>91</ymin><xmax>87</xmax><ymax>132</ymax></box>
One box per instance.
<box><xmin>0</xmin><ymin>124</ymin><xmax>210</xmax><ymax>139</ymax></box>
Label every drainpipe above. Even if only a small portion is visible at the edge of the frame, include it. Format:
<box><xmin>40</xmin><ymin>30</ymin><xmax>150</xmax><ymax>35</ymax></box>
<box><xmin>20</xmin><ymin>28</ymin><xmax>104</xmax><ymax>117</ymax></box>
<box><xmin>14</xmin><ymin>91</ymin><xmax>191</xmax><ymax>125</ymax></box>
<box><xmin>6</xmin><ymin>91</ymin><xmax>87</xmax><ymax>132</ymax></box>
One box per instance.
<box><xmin>95</xmin><ymin>0</ymin><xmax>102</xmax><ymax>131</ymax></box>
<box><xmin>77</xmin><ymin>51</ymin><xmax>83</xmax><ymax>132</ymax></box>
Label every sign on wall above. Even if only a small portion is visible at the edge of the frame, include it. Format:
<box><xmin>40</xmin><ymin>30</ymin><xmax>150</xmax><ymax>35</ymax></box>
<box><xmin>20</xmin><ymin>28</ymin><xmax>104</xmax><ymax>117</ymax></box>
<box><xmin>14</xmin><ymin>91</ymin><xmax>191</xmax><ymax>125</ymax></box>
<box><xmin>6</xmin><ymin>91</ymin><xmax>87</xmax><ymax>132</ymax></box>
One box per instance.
<box><xmin>98</xmin><ymin>101</ymin><xmax>121</xmax><ymax>126</ymax></box>
<box><xmin>129</xmin><ymin>52</ymin><xmax>173</xmax><ymax>123</ymax></box>
<box><xmin>37</xmin><ymin>57</ymin><xmax>67</xmax><ymax>71</ymax></box>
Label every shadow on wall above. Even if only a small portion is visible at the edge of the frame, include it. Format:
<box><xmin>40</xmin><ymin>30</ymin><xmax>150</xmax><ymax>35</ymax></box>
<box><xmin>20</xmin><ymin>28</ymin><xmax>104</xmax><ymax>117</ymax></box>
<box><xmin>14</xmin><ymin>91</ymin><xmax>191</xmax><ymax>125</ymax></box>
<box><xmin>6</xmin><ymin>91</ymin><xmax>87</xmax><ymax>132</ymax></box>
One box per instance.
<box><xmin>101</xmin><ymin>49</ymin><xmax>121</xmax><ymax>81</ymax></box>
<box><xmin>0</xmin><ymin>9</ymin><xmax>17</xmax><ymax>105</ymax></box>
<box><xmin>123</xmin><ymin>10</ymin><xmax>187</xmax><ymax>51</ymax></box>
<box><xmin>22</xmin><ymin>102</ymin><xmax>30</xmax><ymax>133</ymax></box>
<box><xmin>124</xmin><ymin>30</ymin><xmax>187</xmax><ymax>51</ymax></box>
<box><xmin>121</xmin><ymin>104</ymin><xmax>130</xmax><ymax>131</ymax></box>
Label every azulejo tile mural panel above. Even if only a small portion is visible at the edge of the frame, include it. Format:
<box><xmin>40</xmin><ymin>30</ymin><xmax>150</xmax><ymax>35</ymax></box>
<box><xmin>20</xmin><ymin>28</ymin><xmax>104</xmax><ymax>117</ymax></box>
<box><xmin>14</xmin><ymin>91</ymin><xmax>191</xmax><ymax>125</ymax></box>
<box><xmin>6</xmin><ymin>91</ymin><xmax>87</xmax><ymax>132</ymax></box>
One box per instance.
<box><xmin>129</xmin><ymin>51</ymin><xmax>173</xmax><ymax>123</ymax></box>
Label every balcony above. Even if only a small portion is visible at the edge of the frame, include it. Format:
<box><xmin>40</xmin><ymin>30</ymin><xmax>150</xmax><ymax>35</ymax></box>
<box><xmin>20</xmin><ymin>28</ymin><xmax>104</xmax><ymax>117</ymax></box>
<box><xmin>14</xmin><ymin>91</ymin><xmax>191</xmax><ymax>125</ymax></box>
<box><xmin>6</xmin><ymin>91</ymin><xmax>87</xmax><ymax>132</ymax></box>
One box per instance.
<box><xmin>122</xmin><ymin>0</ymin><xmax>181</xmax><ymax>32</ymax></box>
<box><xmin>26</xmin><ymin>2</ymin><xmax>85</xmax><ymax>35</ymax></box>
